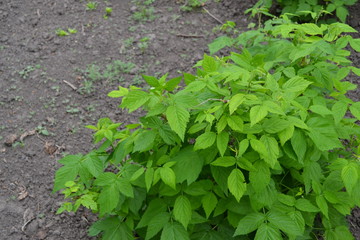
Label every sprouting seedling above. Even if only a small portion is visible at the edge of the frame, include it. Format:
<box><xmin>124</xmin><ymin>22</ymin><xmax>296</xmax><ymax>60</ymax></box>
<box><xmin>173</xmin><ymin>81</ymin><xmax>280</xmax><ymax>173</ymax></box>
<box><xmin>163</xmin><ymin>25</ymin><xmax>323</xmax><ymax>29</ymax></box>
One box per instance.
<box><xmin>68</xmin><ymin>28</ymin><xmax>78</xmax><ymax>34</ymax></box>
<box><xmin>56</xmin><ymin>29</ymin><xmax>69</xmax><ymax>36</ymax></box>
<box><xmin>86</xmin><ymin>1</ymin><xmax>98</xmax><ymax>11</ymax></box>
<box><xmin>103</xmin><ymin>7</ymin><xmax>113</xmax><ymax>19</ymax></box>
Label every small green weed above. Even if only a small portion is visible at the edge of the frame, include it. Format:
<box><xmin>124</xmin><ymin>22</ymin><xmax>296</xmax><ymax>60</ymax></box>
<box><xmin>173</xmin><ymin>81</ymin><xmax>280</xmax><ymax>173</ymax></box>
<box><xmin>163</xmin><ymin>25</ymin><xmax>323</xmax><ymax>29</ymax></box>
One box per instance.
<box><xmin>19</xmin><ymin>66</ymin><xmax>35</xmax><ymax>79</ymax></box>
<box><xmin>56</xmin><ymin>28</ymin><xmax>77</xmax><ymax>36</ymax></box>
<box><xmin>131</xmin><ymin>7</ymin><xmax>156</xmax><ymax>22</ymax></box>
<box><xmin>86</xmin><ymin>1</ymin><xmax>98</xmax><ymax>11</ymax></box>
<box><xmin>180</xmin><ymin>0</ymin><xmax>207</xmax><ymax>11</ymax></box>
<box><xmin>103</xmin><ymin>7</ymin><xmax>113</xmax><ymax>19</ymax></box>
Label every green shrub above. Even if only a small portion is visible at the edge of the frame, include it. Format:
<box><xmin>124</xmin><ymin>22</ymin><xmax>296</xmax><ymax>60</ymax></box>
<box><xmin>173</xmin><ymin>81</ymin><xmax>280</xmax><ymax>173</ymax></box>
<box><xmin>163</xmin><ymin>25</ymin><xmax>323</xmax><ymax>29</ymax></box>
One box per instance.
<box><xmin>54</xmin><ymin>18</ymin><xmax>360</xmax><ymax>239</ymax></box>
<box><xmin>247</xmin><ymin>0</ymin><xmax>358</xmax><ymax>23</ymax></box>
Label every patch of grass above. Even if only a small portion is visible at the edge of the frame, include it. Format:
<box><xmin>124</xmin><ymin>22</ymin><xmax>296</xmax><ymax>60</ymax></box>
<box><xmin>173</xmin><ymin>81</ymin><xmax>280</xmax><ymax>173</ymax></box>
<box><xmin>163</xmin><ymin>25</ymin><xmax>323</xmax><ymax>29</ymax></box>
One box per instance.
<box><xmin>131</xmin><ymin>7</ymin><xmax>156</xmax><ymax>22</ymax></box>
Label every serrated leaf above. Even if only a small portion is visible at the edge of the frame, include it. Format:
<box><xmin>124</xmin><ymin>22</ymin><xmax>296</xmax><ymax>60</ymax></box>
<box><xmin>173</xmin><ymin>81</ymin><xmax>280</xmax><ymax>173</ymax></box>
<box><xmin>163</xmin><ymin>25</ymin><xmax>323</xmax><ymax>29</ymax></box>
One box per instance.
<box><xmin>341</xmin><ymin>163</ymin><xmax>358</xmax><ymax>194</ymax></box>
<box><xmin>227</xmin><ymin>115</ymin><xmax>244</xmax><ymax>132</ymax></box>
<box><xmin>211</xmin><ymin>156</ymin><xmax>236</xmax><ymax>167</ymax></box>
<box><xmin>121</xmin><ymin>90</ymin><xmax>150</xmax><ymax>112</ymax></box>
<box><xmin>184</xmin><ymin>180</ymin><xmax>212</xmax><ymax>196</ymax></box>
<box><xmin>130</xmin><ymin>167</ymin><xmax>145</xmax><ymax>182</ymax></box>
<box><xmin>208</xmin><ymin>36</ymin><xmax>235</xmax><ymax>55</ymax></box>
<box><xmin>267</xmin><ymin>210</ymin><xmax>303</xmax><ymax>236</ymax></box>
<box><xmin>217</xmin><ymin>131</ymin><xmax>229</xmax><ymax>157</ymax></box>
<box><xmin>133</xmin><ymin>130</ymin><xmax>156</xmax><ymax>152</ymax></box>
<box><xmin>278</xmin><ymin>194</ymin><xmax>295</xmax><ymax>206</ymax></box>
<box><xmin>173</xmin><ymin>195</ymin><xmax>192</xmax><ymax>229</ymax></box>
<box><xmin>234</xmin><ymin>212</ymin><xmax>266</xmax><ymax>236</ymax></box>
<box><xmin>194</xmin><ymin>132</ymin><xmax>216</xmax><ymax>150</ymax></box>
<box><xmin>146</xmin><ymin>212</ymin><xmax>171</xmax><ymax>240</ymax></box>
<box><xmin>262</xmin><ymin>117</ymin><xmax>290</xmax><ymax>134</ymax></box>
<box><xmin>291</xmin><ymin>129</ymin><xmax>307</xmax><ymax>163</ymax></box>
<box><xmin>165</xmin><ymin>76</ymin><xmax>182</xmax><ymax>91</ymax></box>
<box><xmin>203</xmin><ymin>54</ymin><xmax>217</xmax><ymax>72</ymax></box>
<box><xmin>350</xmin><ymin>102</ymin><xmax>360</xmax><ymax>120</ymax></box>
<box><xmin>332</xmin><ymin>101</ymin><xmax>348</xmax><ymax>123</ymax></box>
<box><xmin>184</xmin><ymin>81</ymin><xmax>207</xmax><ymax>92</ymax></box>
<box><xmin>309</xmin><ymin>105</ymin><xmax>333</xmax><ymax>116</ymax></box>
<box><xmin>82</xmin><ymin>154</ymin><xmax>103</xmax><ymax>178</ymax></box>
<box><xmin>89</xmin><ymin>217</ymin><xmax>133</xmax><ymax>240</ymax></box>
<box><xmin>160</xmin><ymin>222</ymin><xmax>190</xmax><ymax>240</ymax></box>
<box><xmin>166</xmin><ymin>105</ymin><xmax>190</xmax><ymax>141</ymax></box>
<box><xmin>250</xmin><ymin>105</ymin><xmax>268</xmax><ymax>126</ymax></box>
<box><xmin>229</xmin><ymin>94</ymin><xmax>245</xmax><ymax>115</ymax></box>
<box><xmin>53</xmin><ymin>165</ymin><xmax>79</xmax><ymax>192</ymax></box>
<box><xmin>97</xmin><ymin>185</ymin><xmax>119</xmax><ymax>215</ymax></box>
<box><xmin>137</xmin><ymin>199</ymin><xmax>167</xmax><ymax>229</ymax></box>
<box><xmin>316</xmin><ymin>195</ymin><xmax>329</xmax><ymax>218</ymax></box>
<box><xmin>254</xmin><ymin>223</ymin><xmax>281</xmax><ymax>240</ymax></box>
<box><xmin>288</xmin><ymin>211</ymin><xmax>305</xmax><ymax>234</ymax></box>
<box><xmin>172</xmin><ymin>147</ymin><xmax>204</xmax><ymax>184</ymax></box>
<box><xmin>142</xmin><ymin>75</ymin><xmax>160</xmax><ymax>87</ymax></box>
<box><xmin>250</xmin><ymin>139</ymin><xmax>268</xmax><ymax>158</ymax></box>
<box><xmin>216</xmin><ymin>115</ymin><xmax>228</xmax><ymax>133</ymax></box>
<box><xmin>260</xmin><ymin>136</ymin><xmax>279</xmax><ymax>168</ymax></box>
<box><xmin>145</xmin><ymin>168</ymin><xmax>154</xmax><ymax>192</ymax></box>
<box><xmin>307</xmin><ymin>118</ymin><xmax>342</xmax><ymax>151</ymax></box>
<box><xmin>202</xmin><ymin>192</ymin><xmax>218</xmax><ymax>218</ymax></box>
<box><xmin>160</xmin><ymin>167</ymin><xmax>176</xmax><ymax>189</ymax></box>
<box><xmin>108</xmin><ymin>87</ymin><xmax>129</xmax><ymax>98</ymax></box>
<box><xmin>282</xmin><ymin>76</ymin><xmax>312</xmax><ymax>92</ymax></box>
<box><xmin>336</xmin><ymin>6</ymin><xmax>348</xmax><ymax>23</ymax></box>
<box><xmin>228</xmin><ymin>169</ymin><xmax>247</xmax><ymax>202</ymax></box>
<box><xmin>249</xmin><ymin>161</ymin><xmax>271</xmax><ymax>192</ymax></box>
<box><xmin>263</xmin><ymin>101</ymin><xmax>285</xmax><ymax>115</ymax></box>
<box><xmin>116</xmin><ymin>179</ymin><xmax>134</xmax><ymax>198</ymax></box>
<box><xmin>278</xmin><ymin>125</ymin><xmax>294</xmax><ymax>146</ymax></box>
<box><xmin>94</xmin><ymin>172</ymin><xmax>117</xmax><ymax>186</ymax></box>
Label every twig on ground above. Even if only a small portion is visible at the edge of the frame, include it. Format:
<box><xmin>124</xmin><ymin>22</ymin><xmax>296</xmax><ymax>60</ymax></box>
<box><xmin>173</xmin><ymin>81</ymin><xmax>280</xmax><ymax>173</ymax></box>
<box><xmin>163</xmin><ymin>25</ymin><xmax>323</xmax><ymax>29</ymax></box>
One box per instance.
<box><xmin>176</xmin><ymin>34</ymin><xmax>205</xmax><ymax>38</ymax></box>
<box><xmin>202</xmin><ymin>7</ymin><xmax>223</xmax><ymax>25</ymax></box>
<box><xmin>63</xmin><ymin>80</ymin><xmax>77</xmax><ymax>91</ymax></box>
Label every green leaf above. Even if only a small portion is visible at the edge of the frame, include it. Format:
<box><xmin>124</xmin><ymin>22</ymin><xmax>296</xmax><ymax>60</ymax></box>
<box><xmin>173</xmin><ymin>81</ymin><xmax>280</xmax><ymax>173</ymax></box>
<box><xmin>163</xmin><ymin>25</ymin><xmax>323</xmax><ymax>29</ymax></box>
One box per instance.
<box><xmin>117</xmin><ymin>179</ymin><xmax>134</xmax><ymax>198</ymax></box>
<box><xmin>216</xmin><ymin>115</ymin><xmax>228</xmax><ymax>133</ymax></box>
<box><xmin>121</xmin><ymin>90</ymin><xmax>150</xmax><ymax>113</ymax></box>
<box><xmin>309</xmin><ymin>105</ymin><xmax>333</xmax><ymax>116</ymax></box>
<box><xmin>145</xmin><ymin>168</ymin><xmax>154</xmax><ymax>192</ymax></box>
<box><xmin>260</xmin><ymin>136</ymin><xmax>279</xmax><ymax>168</ymax></box>
<box><xmin>53</xmin><ymin>165</ymin><xmax>79</xmax><ymax>192</ymax></box>
<box><xmin>184</xmin><ymin>81</ymin><xmax>207</xmax><ymax>92</ymax></box>
<box><xmin>282</xmin><ymin>76</ymin><xmax>312</xmax><ymax>92</ymax></box>
<box><xmin>291</xmin><ymin>129</ymin><xmax>307</xmax><ymax>163</ymax></box>
<box><xmin>133</xmin><ymin>130</ymin><xmax>156</xmax><ymax>152</ymax></box>
<box><xmin>307</xmin><ymin>117</ymin><xmax>342</xmax><ymax>151</ymax></box>
<box><xmin>166</xmin><ymin>105</ymin><xmax>190</xmax><ymax>141</ymax></box>
<box><xmin>228</xmin><ymin>169</ymin><xmax>247</xmax><ymax>202</ymax></box>
<box><xmin>341</xmin><ymin>163</ymin><xmax>358</xmax><ymax>194</ymax></box>
<box><xmin>217</xmin><ymin>131</ymin><xmax>229</xmax><ymax>157</ymax></box>
<box><xmin>336</xmin><ymin>6</ymin><xmax>348</xmax><ymax>23</ymax></box>
<box><xmin>203</xmin><ymin>54</ymin><xmax>217</xmax><ymax>72</ymax></box>
<box><xmin>234</xmin><ymin>212</ymin><xmax>266</xmax><ymax>236</ymax></box>
<box><xmin>160</xmin><ymin>222</ymin><xmax>190</xmax><ymax>240</ymax></box>
<box><xmin>227</xmin><ymin>115</ymin><xmax>244</xmax><ymax>132</ymax></box>
<box><xmin>250</xmin><ymin>105</ymin><xmax>268</xmax><ymax>126</ymax></box>
<box><xmin>194</xmin><ymin>132</ymin><xmax>216</xmax><ymax>150</ymax></box>
<box><xmin>350</xmin><ymin>102</ymin><xmax>360</xmax><ymax>120</ymax></box>
<box><xmin>173</xmin><ymin>195</ymin><xmax>192</xmax><ymax>229</ymax></box>
<box><xmin>160</xmin><ymin>167</ymin><xmax>176</xmax><ymax>189</ymax></box>
<box><xmin>142</xmin><ymin>75</ymin><xmax>160</xmax><ymax>87</ymax></box>
<box><xmin>262</xmin><ymin>117</ymin><xmax>290</xmax><ymax>134</ymax></box>
<box><xmin>211</xmin><ymin>156</ymin><xmax>236</xmax><ymax>167</ymax></box>
<box><xmin>89</xmin><ymin>217</ymin><xmax>133</xmax><ymax>240</ymax></box>
<box><xmin>288</xmin><ymin>211</ymin><xmax>305</xmax><ymax>235</ymax></box>
<box><xmin>108</xmin><ymin>87</ymin><xmax>129</xmax><ymax>98</ymax></box>
<box><xmin>332</xmin><ymin>101</ymin><xmax>348</xmax><ymax>123</ymax></box>
<box><xmin>249</xmin><ymin>161</ymin><xmax>271</xmax><ymax>192</ymax></box>
<box><xmin>184</xmin><ymin>180</ymin><xmax>213</xmax><ymax>196</ymax></box>
<box><xmin>130</xmin><ymin>167</ymin><xmax>145</xmax><ymax>182</ymax></box>
<box><xmin>278</xmin><ymin>125</ymin><xmax>294</xmax><ymax>146</ymax></box>
<box><xmin>97</xmin><ymin>185</ymin><xmax>119</xmax><ymax>215</ymax></box>
<box><xmin>229</xmin><ymin>93</ymin><xmax>245</xmax><ymax>115</ymax></box>
<box><xmin>146</xmin><ymin>212</ymin><xmax>171</xmax><ymax>240</ymax></box>
<box><xmin>349</xmin><ymin>38</ymin><xmax>360</xmax><ymax>52</ymax></box>
<box><xmin>267</xmin><ymin>210</ymin><xmax>303</xmax><ymax>236</ymax></box>
<box><xmin>94</xmin><ymin>172</ymin><xmax>117</xmax><ymax>186</ymax></box>
<box><xmin>254</xmin><ymin>223</ymin><xmax>282</xmax><ymax>240</ymax></box>
<box><xmin>295</xmin><ymin>198</ymin><xmax>319</xmax><ymax>213</ymax></box>
<box><xmin>165</xmin><ymin>76</ymin><xmax>182</xmax><ymax>91</ymax></box>
<box><xmin>316</xmin><ymin>195</ymin><xmax>329</xmax><ymax>218</ymax></box>
<box><xmin>172</xmin><ymin>147</ymin><xmax>204</xmax><ymax>184</ymax></box>
<box><xmin>208</xmin><ymin>36</ymin><xmax>235</xmax><ymax>55</ymax></box>
<box><xmin>202</xmin><ymin>192</ymin><xmax>218</xmax><ymax>218</ymax></box>
<box><xmin>137</xmin><ymin>199</ymin><xmax>167</xmax><ymax>228</ymax></box>
<box><xmin>250</xmin><ymin>139</ymin><xmax>268</xmax><ymax>158</ymax></box>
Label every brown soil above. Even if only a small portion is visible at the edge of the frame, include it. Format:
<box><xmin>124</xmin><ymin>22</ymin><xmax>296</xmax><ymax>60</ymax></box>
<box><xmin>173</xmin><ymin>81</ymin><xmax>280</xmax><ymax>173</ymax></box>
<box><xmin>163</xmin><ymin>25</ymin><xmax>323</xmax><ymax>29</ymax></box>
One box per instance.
<box><xmin>0</xmin><ymin>0</ymin><xmax>359</xmax><ymax>239</ymax></box>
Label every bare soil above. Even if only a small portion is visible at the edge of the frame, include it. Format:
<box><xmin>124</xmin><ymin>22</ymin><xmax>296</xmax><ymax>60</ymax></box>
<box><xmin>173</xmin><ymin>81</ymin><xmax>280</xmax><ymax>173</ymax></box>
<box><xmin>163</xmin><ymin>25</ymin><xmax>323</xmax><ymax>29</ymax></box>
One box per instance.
<box><xmin>0</xmin><ymin>0</ymin><xmax>360</xmax><ymax>239</ymax></box>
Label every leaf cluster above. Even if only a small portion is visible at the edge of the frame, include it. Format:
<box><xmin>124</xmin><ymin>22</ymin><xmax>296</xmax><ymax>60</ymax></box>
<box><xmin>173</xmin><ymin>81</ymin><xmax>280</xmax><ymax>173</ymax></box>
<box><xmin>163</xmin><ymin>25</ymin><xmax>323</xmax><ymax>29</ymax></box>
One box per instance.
<box><xmin>54</xmin><ymin>17</ymin><xmax>360</xmax><ymax>240</ymax></box>
<box><xmin>247</xmin><ymin>0</ymin><xmax>358</xmax><ymax>23</ymax></box>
